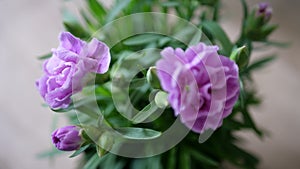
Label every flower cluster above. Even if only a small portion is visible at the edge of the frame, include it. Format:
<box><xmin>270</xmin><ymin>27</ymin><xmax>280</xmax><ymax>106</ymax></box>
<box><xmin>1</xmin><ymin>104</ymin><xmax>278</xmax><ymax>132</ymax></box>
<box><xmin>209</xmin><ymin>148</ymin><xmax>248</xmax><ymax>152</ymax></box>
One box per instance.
<box><xmin>36</xmin><ymin>32</ymin><xmax>111</xmax><ymax>109</ymax></box>
<box><xmin>34</xmin><ymin>0</ymin><xmax>279</xmax><ymax>168</ymax></box>
<box><xmin>156</xmin><ymin>43</ymin><xmax>240</xmax><ymax>133</ymax></box>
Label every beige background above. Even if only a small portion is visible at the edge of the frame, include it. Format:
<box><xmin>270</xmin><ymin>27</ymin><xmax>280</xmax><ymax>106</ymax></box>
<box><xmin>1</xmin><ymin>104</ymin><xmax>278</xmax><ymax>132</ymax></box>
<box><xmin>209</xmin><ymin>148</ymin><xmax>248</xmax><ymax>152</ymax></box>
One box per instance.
<box><xmin>0</xmin><ymin>0</ymin><xmax>299</xmax><ymax>169</ymax></box>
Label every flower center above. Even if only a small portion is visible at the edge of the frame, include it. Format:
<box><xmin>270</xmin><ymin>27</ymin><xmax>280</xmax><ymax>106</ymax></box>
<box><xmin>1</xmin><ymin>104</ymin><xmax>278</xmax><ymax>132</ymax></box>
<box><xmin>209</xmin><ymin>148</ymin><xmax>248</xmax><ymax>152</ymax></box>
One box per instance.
<box><xmin>53</xmin><ymin>136</ymin><xmax>60</xmax><ymax>144</ymax></box>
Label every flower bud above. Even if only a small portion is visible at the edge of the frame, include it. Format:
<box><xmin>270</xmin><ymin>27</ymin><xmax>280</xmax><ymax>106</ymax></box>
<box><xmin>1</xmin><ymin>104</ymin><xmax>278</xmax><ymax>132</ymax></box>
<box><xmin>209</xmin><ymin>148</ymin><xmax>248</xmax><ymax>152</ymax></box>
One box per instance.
<box><xmin>230</xmin><ymin>45</ymin><xmax>249</xmax><ymax>70</ymax></box>
<box><xmin>146</xmin><ymin>67</ymin><xmax>161</xmax><ymax>89</ymax></box>
<box><xmin>52</xmin><ymin>126</ymin><xmax>82</xmax><ymax>151</ymax></box>
<box><xmin>244</xmin><ymin>2</ymin><xmax>276</xmax><ymax>41</ymax></box>
<box><xmin>256</xmin><ymin>2</ymin><xmax>272</xmax><ymax>22</ymax></box>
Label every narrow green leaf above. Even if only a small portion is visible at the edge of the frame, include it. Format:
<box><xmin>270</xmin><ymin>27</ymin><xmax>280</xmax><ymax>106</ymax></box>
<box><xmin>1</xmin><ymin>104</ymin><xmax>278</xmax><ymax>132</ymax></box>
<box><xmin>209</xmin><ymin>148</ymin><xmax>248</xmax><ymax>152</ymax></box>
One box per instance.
<box><xmin>202</xmin><ymin>21</ymin><xmax>233</xmax><ymax>55</ymax></box>
<box><xmin>116</xmin><ymin>127</ymin><xmax>161</xmax><ymax>140</ymax></box>
<box><xmin>264</xmin><ymin>40</ymin><xmax>290</xmax><ymax>48</ymax></box>
<box><xmin>95</xmin><ymin>85</ymin><xmax>112</xmax><ymax>97</ymax></box>
<box><xmin>38</xmin><ymin>53</ymin><xmax>51</xmax><ymax>60</ymax></box>
<box><xmin>69</xmin><ymin>144</ymin><xmax>90</xmax><ymax>158</ymax></box>
<box><xmin>132</xmin><ymin>101</ymin><xmax>160</xmax><ymax>124</ymax></box>
<box><xmin>80</xmin><ymin>10</ymin><xmax>97</xmax><ymax>31</ymax></box>
<box><xmin>167</xmin><ymin>148</ymin><xmax>177</xmax><ymax>169</ymax></box>
<box><xmin>228</xmin><ymin>144</ymin><xmax>260</xmax><ymax>167</ymax></box>
<box><xmin>239</xmin><ymin>80</ymin><xmax>246</xmax><ymax>110</ymax></box>
<box><xmin>241</xmin><ymin>109</ymin><xmax>263</xmax><ymax>137</ymax></box>
<box><xmin>130</xmin><ymin>78</ymin><xmax>147</xmax><ymax>88</ymax></box>
<box><xmin>240</xmin><ymin>0</ymin><xmax>248</xmax><ymax>19</ymax></box>
<box><xmin>223</xmin><ymin>118</ymin><xmax>248</xmax><ymax>130</ymax></box>
<box><xmin>188</xmin><ymin>148</ymin><xmax>219</xmax><ymax>167</ymax></box>
<box><xmin>106</xmin><ymin>0</ymin><xmax>132</xmax><ymax>23</ymax></box>
<box><xmin>131</xmin><ymin>159</ymin><xmax>147</xmax><ymax>169</ymax></box>
<box><xmin>243</xmin><ymin>55</ymin><xmax>276</xmax><ymax>73</ymax></box>
<box><xmin>83</xmin><ymin>153</ymin><xmax>103</xmax><ymax>169</ymax></box>
<box><xmin>123</xmin><ymin>34</ymin><xmax>162</xmax><ymax>46</ymax></box>
<box><xmin>63</xmin><ymin>10</ymin><xmax>88</xmax><ymax>38</ymax></box>
<box><xmin>188</xmin><ymin>27</ymin><xmax>202</xmax><ymax>46</ymax></box>
<box><xmin>63</xmin><ymin>22</ymin><xmax>89</xmax><ymax>39</ymax></box>
<box><xmin>87</xmin><ymin>0</ymin><xmax>106</xmax><ymax>24</ymax></box>
<box><xmin>37</xmin><ymin>148</ymin><xmax>63</xmax><ymax>158</ymax></box>
<box><xmin>161</xmin><ymin>1</ymin><xmax>180</xmax><ymax>7</ymax></box>
<box><xmin>179</xmin><ymin>150</ymin><xmax>191</xmax><ymax>169</ymax></box>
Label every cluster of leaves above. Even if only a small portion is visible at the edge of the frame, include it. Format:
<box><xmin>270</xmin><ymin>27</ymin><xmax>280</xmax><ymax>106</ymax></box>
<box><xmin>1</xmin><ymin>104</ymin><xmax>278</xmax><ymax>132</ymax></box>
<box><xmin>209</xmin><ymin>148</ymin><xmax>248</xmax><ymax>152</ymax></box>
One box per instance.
<box><xmin>39</xmin><ymin>0</ymin><xmax>283</xmax><ymax>169</ymax></box>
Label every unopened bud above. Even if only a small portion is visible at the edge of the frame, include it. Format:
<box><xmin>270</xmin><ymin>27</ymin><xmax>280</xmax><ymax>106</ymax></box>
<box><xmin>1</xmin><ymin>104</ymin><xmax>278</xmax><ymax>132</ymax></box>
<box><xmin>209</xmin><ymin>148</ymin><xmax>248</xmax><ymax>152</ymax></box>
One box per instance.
<box><xmin>230</xmin><ymin>45</ymin><xmax>249</xmax><ymax>69</ymax></box>
<box><xmin>52</xmin><ymin>126</ymin><xmax>83</xmax><ymax>151</ymax></box>
<box><xmin>146</xmin><ymin>67</ymin><xmax>161</xmax><ymax>89</ymax></box>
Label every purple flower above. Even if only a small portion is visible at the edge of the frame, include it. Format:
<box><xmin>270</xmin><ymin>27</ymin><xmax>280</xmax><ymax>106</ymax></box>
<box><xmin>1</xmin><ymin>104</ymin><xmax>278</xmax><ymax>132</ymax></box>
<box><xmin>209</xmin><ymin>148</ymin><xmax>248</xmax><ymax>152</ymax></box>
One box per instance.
<box><xmin>52</xmin><ymin>126</ymin><xmax>82</xmax><ymax>151</ymax></box>
<box><xmin>256</xmin><ymin>2</ymin><xmax>272</xmax><ymax>21</ymax></box>
<box><xmin>156</xmin><ymin>43</ymin><xmax>240</xmax><ymax>133</ymax></box>
<box><xmin>36</xmin><ymin>32</ymin><xmax>111</xmax><ymax>109</ymax></box>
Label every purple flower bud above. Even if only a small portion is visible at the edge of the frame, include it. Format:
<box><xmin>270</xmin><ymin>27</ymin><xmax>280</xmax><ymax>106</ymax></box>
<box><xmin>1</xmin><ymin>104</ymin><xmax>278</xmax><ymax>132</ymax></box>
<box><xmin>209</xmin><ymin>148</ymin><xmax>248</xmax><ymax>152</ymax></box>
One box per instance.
<box><xmin>52</xmin><ymin>126</ymin><xmax>82</xmax><ymax>151</ymax></box>
<box><xmin>257</xmin><ymin>2</ymin><xmax>272</xmax><ymax>21</ymax></box>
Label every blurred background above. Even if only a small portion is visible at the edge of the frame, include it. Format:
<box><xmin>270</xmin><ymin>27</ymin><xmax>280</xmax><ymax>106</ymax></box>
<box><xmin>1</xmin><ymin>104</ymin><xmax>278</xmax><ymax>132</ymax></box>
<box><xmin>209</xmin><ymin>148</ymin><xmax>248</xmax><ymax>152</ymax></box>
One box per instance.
<box><xmin>0</xmin><ymin>0</ymin><xmax>299</xmax><ymax>168</ymax></box>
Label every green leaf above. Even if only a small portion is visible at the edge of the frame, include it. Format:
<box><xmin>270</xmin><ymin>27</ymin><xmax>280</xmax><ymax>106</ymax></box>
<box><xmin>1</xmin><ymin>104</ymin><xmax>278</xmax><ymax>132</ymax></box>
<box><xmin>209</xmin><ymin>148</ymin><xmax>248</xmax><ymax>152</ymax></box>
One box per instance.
<box><xmin>261</xmin><ymin>24</ymin><xmax>278</xmax><ymax>37</ymax></box>
<box><xmin>223</xmin><ymin>118</ymin><xmax>248</xmax><ymax>130</ymax></box>
<box><xmin>87</xmin><ymin>0</ymin><xmax>107</xmax><ymax>24</ymax></box>
<box><xmin>264</xmin><ymin>40</ymin><xmax>290</xmax><ymax>48</ymax></box>
<box><xmin>243</xmin><ymin>55</ymin><xmax>276</xmax><ymax>73</ymax></box>
<box><xmin>132</xmin><ymin>101</ymin><xmax>160</xmax><ymax>124</ymax></box>
<box><xmin>51</xmin><ymin>106</ymin><xmax>74</xmax><ymax>113</ymax></box>
<box><xmin>239</xmin><ymin>80</ymin><xmax>246</xmax><ymax>110</ymax></box>
<box><xmin>36</xmin><ymin>148</ymin><xmax>63</xmax><ymax>158</ymax></box>
<box><xmin>227</xmin><ymin>144</ymin><xmax>260</xmax><ymax>168</ymax></box>
<box><xmin>63</xmin><ymin>22</ymin><xmax>89</xmax><ymax>39</ymax></box>
<box><xmin>240</xmin><ymin>0</ymin><xmax>248</xmax><ymax>19</ymax></box>
<box><xmin>131</xmin><ymin>156</ymin><xmax>162</xmax><ymax>169</ymax></box>
<box><xmin>202</xmin><ymin>21</ymin><xmax>233</xmax><ymax>56</ymax></box>
<box><xmin>116</xmin><ymin>127</ymin><xmax>161</xmax><ymax>140</ymax></box>
<box><xmin>179</xmin><ymin>149</ymin><xmax>191</xmax><ymax>169</ymax></box>
<box><xmin>161</xmin><ymin>1</ymin><xmax>180</xmax><ymax>7</ymax></box>
<box><xmin>80</xmin><ymin>10</ymin><xmax>97</xmax><ymax>31</ymax></box>
<box><xmin>167</xmin><ymin>148</ymin><xmax>177</xmax><ymax>169</ymax></box>
<box><xmin>69</xmin><ymin>144</ymin><xmax>91</xmax><ymax>158</ymax></box>
<box><xmin>95</xmin><ymin>85</ymin><xmax>112</xmax><ymax>97</ymax></box>
<box><xmin>83</xmin><ymin>153</ymin><xmax>103</xmax><ymax>169</ymax></box>
<box><xmin>63</xmin><ymin>10</ymin><xmax>89</xmax><ymax>38</ymax></box>
<box><xmin>241</xmin><ymin>109</ymin><xmax>263</xmax><ymax>137</ymax></box>
<box><xmin>38</xmin><ymin>53</ymin><xmax>51</xmax><ymax>60</ymax></box>
<box><xmin>106</xmin><ymin>0</ymin><xmax>132</xmax><ymax>23</ymax></box>
<box><xmin>188</xmin><ymin>26</ymin><xmax>202</xmax><ymax>46</ymax></box>
<box><xmin>123</xmin><ymin>34</ymin><xmax>162</xmax><ymax>46</ymax></box>
<box><xmin>188</xmin><ymin>147</ymin><xmax>219</xmax><ymax>167</ymax></box>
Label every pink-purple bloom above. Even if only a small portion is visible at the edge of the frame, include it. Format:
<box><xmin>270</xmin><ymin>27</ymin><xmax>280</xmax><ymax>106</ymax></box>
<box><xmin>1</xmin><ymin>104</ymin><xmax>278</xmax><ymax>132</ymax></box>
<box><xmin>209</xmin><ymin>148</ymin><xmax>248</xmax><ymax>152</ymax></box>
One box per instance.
<box><xmin>156</xmin><ymin>43</ymin><xmax>240</xmax><ymax>133</ymax></box>
<box><xmin>36</xmin><ymin>32</ymin><xmax>111</xmax><ymax>109</ymax></box>
<box><xmin>52</xmin><ymin>126</ymin><xmax>82</xmax><ymax>151</ymax></box>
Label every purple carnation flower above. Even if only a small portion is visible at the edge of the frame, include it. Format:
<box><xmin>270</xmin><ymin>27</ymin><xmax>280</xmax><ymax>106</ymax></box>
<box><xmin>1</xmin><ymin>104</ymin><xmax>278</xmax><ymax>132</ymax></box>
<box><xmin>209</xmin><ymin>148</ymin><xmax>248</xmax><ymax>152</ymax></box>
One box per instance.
<box><xmin>156</xmin><ymin>43</ymin><xmax>240</xmax><ymax>133</ymax></box>
<box><xmin>52</xmin><ymin>126</ymin><xmax>82</xmax><ymax>151</ymax></box>
<box><xmin>36</xmin><ymin>32</ymin><xmax>111</xmax><ymax>109</ymax></box>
